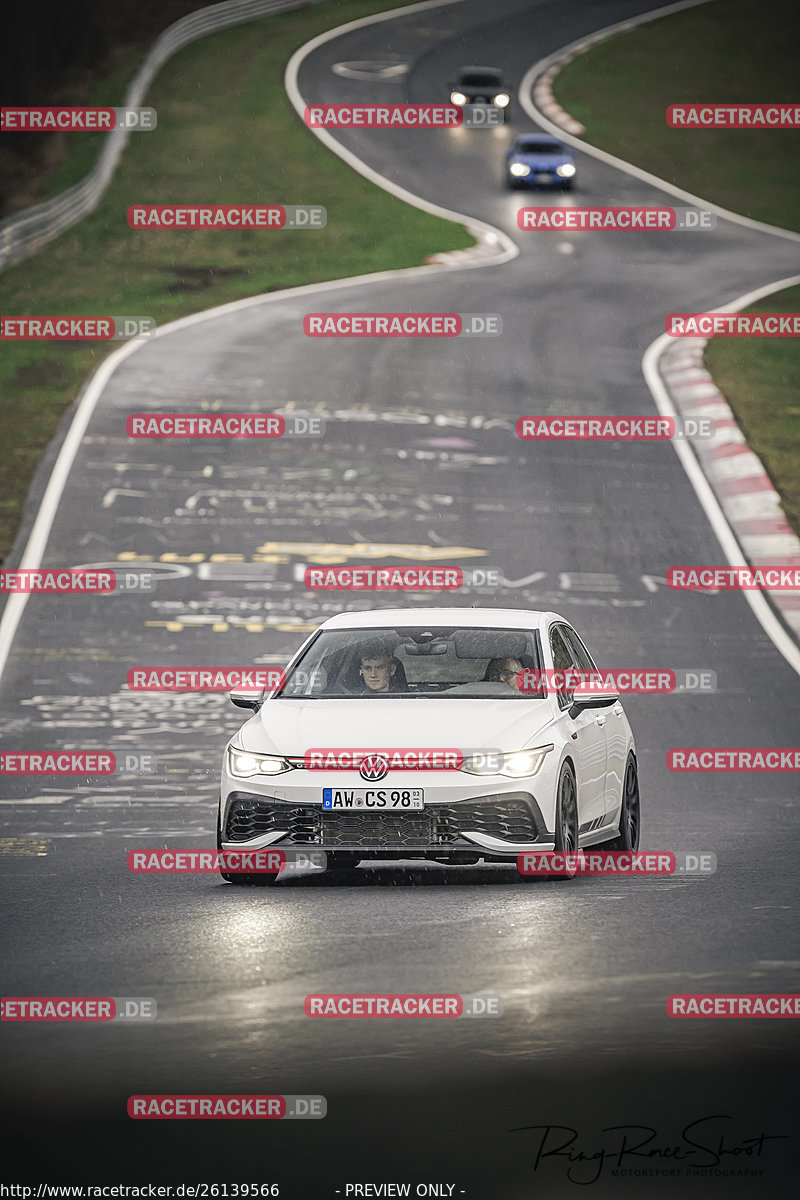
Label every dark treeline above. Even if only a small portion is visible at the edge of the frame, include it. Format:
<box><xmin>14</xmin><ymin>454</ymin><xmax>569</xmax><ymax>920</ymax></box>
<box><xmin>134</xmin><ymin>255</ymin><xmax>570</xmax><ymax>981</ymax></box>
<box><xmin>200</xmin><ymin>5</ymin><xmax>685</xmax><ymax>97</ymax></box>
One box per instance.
<box><xmin>0</xmin><ymin>0</ymin><xmax>223</xmax><ymax>213</ymax></box>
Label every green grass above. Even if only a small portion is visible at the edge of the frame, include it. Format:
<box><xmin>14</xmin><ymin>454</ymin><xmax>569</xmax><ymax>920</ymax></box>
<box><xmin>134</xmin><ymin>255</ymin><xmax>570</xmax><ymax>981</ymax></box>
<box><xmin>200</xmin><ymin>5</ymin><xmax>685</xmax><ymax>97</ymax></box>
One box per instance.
<box><xmin>554</xmin><ymin>0</ymin><xmax>800</xmax><ymax>234</ymax></box>
<box><xmin>0</xmin><ymin>0</ymin><xmax>474</xmax><ymax>560</ymax></box>
<box><xmin>704</xmin><ymin>285</ymin><xmax>800</xmax><ymax>533</ymax></box>
<box><xmin>554</xmin><ymin>0</ymin><xmax>800</xmax><ymax>538</ymax></box>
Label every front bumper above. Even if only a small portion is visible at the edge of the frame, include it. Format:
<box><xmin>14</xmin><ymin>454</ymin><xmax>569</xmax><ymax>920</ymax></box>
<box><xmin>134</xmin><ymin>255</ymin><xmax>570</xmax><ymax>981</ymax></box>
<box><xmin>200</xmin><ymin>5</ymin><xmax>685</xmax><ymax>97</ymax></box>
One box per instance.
<box><xmin>220</xmin><ymin>789</ymin><xmax>553</xmax><ymax>859</ymax></box>
<box><xmin>507</xmin><ymin>168</ymin><xmax>573</xmax><ymax>186</ymax></box>
<box><xmin>455</xmin><ymin>98</ymin><xmax>510</xmax><ymax>121</ymax></box>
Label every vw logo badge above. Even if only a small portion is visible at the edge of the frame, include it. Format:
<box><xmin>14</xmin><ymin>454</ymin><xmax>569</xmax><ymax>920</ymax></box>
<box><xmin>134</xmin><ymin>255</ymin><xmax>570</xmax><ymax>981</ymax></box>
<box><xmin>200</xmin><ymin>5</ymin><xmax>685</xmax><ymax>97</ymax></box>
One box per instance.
<box><xmin>360</xmin><ymin>753</ymin><xmax>389</xmax><ymax>782</ymax></box>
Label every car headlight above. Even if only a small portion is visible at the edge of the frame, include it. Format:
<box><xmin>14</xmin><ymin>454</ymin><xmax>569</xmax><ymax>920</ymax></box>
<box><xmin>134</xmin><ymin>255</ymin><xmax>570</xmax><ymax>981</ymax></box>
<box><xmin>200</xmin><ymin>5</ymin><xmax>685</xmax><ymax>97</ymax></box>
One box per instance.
<box><xmin>509</xmin><ymin>162</ymin><xmax>531</xmax><ymax>177</ymax></box>
<box><xmin>460</xmin><ymin>746</ymin><xmax>554</xmax><ymax>777</ymax></box>
<box><xmin>556</xmin><ymin>163</ymin><xmax>576</xmax><ymax>177</ymax></box>
<box><xmin>228</xmin><ymin>748</ymin><xmax>294</xmax><ymax>778</ymax></box>
<box><xmin>493</xmin><ymin>93</ymin><xmax>510</xmax><ymax>107</ymax></box>
<box><xmin>450</xmin><ymin>91</ymin><xmax>467</xmax><ymax>105</ymax></box>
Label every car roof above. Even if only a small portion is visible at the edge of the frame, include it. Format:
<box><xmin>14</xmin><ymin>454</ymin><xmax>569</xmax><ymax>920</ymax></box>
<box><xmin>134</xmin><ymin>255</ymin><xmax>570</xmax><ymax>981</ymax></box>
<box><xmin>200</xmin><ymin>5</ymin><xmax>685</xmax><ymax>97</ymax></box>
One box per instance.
<box><xmin>316</xmin><ymin>607</ymin><xmax>567</xmax><ymax>632</ymax></box>
<box><xmin>514</xmin><ymin>133</ymin><xmax>563</xmax><ymax>147</ymax></box>
<box><xmin>458</xmin><ymin>65</ymin><xmax>504</xmax><ymax>75</ymax></box>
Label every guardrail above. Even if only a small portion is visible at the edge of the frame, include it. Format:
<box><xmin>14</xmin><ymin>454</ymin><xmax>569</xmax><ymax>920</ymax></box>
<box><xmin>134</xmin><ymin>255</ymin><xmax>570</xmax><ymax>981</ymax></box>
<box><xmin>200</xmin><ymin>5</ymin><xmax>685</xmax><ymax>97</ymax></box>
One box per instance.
<box><xmin>0</xmin><ymin>0</ymin><xmax>322</xmax><ymax>272</ymax></box>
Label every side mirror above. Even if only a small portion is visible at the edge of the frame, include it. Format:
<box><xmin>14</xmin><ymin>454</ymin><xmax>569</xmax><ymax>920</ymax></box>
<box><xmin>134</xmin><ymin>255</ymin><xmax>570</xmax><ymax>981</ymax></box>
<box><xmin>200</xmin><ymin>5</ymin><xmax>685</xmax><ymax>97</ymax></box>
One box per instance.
<box><xmin>568</xmin><ymin>692</ymin><xmax>619</xmax><ymax>720</ymax></box>
<box><xmin>229</xmin><ymin>690</ymin><xmax>263</xmax><ymax>711</ymax></box>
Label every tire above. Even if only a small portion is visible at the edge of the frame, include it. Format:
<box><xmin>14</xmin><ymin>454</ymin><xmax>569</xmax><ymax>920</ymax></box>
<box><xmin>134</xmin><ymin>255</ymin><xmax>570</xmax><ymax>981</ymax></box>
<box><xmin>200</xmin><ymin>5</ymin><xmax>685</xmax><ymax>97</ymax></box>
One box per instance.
<box><xmin>554</xmin><ymin>760</ymin><xmax>579</xmax><ymax>854</ymax></box>
<box><xmin>216</xmin><ymin>816</ymin><xmax>279</xmax><ymax>886</ymax></box>
<box><xmin>521</xmin><ymin>761</ymin><xmax>579</xmax><ymax>881</ymax></box>
<box><xmin>592</xmin><ymin>754</ymin><xmax>641</xmax><ymax>852</ymax></box>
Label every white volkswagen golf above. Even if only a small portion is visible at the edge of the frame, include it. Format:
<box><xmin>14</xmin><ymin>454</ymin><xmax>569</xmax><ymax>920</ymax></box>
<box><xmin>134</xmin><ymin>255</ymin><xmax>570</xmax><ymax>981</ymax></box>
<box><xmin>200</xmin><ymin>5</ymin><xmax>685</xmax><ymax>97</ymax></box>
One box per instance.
<box><xmin>217</xmin><ymin>608</ymin><xmax>640</xmax><ymax>882</ymax></box>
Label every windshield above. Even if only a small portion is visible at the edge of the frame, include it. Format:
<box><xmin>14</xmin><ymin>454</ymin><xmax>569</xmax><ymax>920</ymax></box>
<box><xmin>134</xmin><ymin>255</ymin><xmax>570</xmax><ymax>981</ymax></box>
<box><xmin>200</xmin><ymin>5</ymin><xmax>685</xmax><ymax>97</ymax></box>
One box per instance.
<box><xmin>276</xmin><ymin>626</ymin><xmax>546</xmax><ymax>699</ymax></box>
<box><xmin>515</xmin><ymin>139</ymin><xmax>563</xmax><ymax>154</ymax></box>
<box><xmin>460</xmin><ymin>73</ymin><xmax>502</xmax><ymax>87</ymax></box>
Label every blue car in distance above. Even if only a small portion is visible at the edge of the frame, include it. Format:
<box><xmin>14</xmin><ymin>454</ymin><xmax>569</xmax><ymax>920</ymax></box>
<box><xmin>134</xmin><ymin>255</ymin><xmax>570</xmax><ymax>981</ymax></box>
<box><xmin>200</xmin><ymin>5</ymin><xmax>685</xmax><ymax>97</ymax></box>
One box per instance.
<box><xmin>505</xmin><ymin>133</ymin><xmax>577</xmax><ymax>190</ymax></box>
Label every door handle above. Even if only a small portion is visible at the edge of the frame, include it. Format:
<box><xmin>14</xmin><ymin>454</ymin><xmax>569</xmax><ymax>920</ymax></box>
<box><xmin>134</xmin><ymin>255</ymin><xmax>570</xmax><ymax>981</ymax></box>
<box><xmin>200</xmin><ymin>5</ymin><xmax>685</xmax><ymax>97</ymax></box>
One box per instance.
<box><xmin>595</xmin><ymin>715</ymin><xmax>606</xmax><ymax>727</ymax></box>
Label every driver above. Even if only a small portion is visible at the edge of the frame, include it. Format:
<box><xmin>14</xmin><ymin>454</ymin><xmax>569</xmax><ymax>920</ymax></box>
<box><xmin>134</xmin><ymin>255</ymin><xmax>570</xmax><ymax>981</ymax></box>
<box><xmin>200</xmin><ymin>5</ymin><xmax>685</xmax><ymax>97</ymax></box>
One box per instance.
<box><xmin>357</xmin><ymin>643</ymin><xmax>402</xmax><ymax>694</ymax></box>
<box><xmin>485</xmin><ymin>657</ymin><xmax>524</xmax><ymax>691</ymax></box>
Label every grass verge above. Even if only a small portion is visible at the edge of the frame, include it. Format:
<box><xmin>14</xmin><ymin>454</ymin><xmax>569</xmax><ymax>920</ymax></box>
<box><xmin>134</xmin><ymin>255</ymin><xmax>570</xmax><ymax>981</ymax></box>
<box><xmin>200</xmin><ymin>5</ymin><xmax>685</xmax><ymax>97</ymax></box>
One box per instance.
<box><xmin>553</xmin><ymin>0</ymin><xmax>800</xmax><ymax>233</ymax></box>
<box><xmin>554</xmin><ymin>0</ymin><xmax>800</xmax><ymax>538</ymax></box>
<box><xmin>0</xmin><ymin>0</ymin><xmax>474</xmax><ymax>561</ymax></box>
<box><xmin>704</xmin><ymin>284</ymin><xmax>800</xmax><ymax>534</ymax></box>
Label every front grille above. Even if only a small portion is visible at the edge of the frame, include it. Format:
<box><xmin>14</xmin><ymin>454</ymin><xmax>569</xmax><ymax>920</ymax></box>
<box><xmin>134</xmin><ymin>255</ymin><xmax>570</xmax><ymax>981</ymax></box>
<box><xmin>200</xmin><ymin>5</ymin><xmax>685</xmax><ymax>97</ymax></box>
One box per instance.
<box><xmin>225</xmin><ymin>793</ymin><xmax>544</xmax><ymax>847</ymax></box>
<box><xmin>321</xmin><ymin>810</ymin><xmax>433</xmax><ymax>847</ymax></box>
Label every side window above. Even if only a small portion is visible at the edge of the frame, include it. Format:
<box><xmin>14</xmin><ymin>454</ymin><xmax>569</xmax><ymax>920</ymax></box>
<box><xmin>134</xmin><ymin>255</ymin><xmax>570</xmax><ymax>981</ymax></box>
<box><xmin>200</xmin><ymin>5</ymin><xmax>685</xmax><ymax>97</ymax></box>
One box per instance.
<box><xmin>561</xmin><ymin>625</ymin><xmax>597</xmax><ymax>672</ymax></box>
<box><xmin>549</xmin><ymin>626</ymin><xmax>575</xmax><ymax>708</ymax></box>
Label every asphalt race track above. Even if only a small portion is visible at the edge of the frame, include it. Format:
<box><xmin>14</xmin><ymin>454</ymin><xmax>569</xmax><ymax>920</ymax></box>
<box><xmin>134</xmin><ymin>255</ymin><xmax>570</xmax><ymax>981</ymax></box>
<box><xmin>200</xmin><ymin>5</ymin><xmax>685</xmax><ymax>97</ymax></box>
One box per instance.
<box><xmin>2</xmin><ymin>0</ymin><xmax>800</xmax><ymax>1196</ymax></box>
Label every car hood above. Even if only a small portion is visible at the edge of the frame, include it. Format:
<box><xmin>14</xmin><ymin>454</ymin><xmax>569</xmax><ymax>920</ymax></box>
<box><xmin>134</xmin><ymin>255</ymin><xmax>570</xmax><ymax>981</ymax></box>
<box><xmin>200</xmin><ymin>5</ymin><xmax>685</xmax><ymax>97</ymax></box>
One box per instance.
<box><xmin>237</xmin><ymin>698</ymin><xmax>554</xmax><ymax>756</ymax></box>
<box><xmin>455</xmin><ymin>80</ymin><xmax>503</xmax><ymax>90</ymax></box>
<box><xmin>508</xmin><ymin>152</ymin><xmax>572</xmax><ymax>166</ymax></box>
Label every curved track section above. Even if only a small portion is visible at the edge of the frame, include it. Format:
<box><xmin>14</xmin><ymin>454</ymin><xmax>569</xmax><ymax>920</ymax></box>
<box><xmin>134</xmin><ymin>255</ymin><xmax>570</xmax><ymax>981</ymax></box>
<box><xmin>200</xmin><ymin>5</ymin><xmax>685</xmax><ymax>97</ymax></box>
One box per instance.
<box><xmin>2</xmin><ymin>1</ymin><xmax>799</xmax><ymax>1193</ymax></box>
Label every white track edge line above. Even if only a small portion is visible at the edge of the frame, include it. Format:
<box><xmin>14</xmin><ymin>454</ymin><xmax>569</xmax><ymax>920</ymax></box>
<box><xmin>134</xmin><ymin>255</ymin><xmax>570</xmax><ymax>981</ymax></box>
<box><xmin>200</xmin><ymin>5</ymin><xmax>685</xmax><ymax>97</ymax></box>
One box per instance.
<box><xmin>284</xmin><ymin>0</ymin><xmax>518</xmax><ymax>263</ymax></box>
<box><xmin>642</xmin><ymin>274</ymin><xmax>800</xmax><ymax>676</ymax></box>
<box><xmin>0</xmin><ymin>0</ymin><xmax>517</xmax><ymax>683</ymax></box>
<box><xmin>518</xmin><ymin>0</ymin><xmax>800</xmax><ymax>246</ymax></box>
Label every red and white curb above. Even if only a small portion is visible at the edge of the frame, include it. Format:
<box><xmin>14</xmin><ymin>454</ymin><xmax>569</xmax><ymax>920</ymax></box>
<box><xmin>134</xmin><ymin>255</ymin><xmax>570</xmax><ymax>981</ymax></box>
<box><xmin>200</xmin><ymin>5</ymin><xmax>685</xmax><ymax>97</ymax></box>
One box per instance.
<box><xmin>524</xmin><ymin>0</ymin><xmax>715</xmax><ymax>143</ymax></box>
<box><xmin>425</xmin><ymin>226</ymin><xmax>506</xmax><ymax>266</ymax></box>
<box><xmin>659</xmin><ymin>338</ymin><xmax>800</xmax><ymax>639</ymax></box>
<box><xmin>285</xmin><ymin>0</ymin><xmax>517</xmax><ymax>274</ymax></box>
<box><xmin>532</xmin><ymin>59</ymin><xmax>588</xmax><ymax>138</ymax></box>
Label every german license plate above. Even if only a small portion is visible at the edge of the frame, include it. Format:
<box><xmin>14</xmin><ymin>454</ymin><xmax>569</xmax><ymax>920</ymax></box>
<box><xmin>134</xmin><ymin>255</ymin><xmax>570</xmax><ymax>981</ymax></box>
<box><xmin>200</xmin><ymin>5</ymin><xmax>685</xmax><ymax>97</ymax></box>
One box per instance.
<box><xmin>322</xmin><ymin>788</ymin><xmax>424</xmax><ymax>810</ymax></box>
<box><xmin>535</xmin><ymin>173</ymin><xmax>553</xmax><ymax>183</ymax></box>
